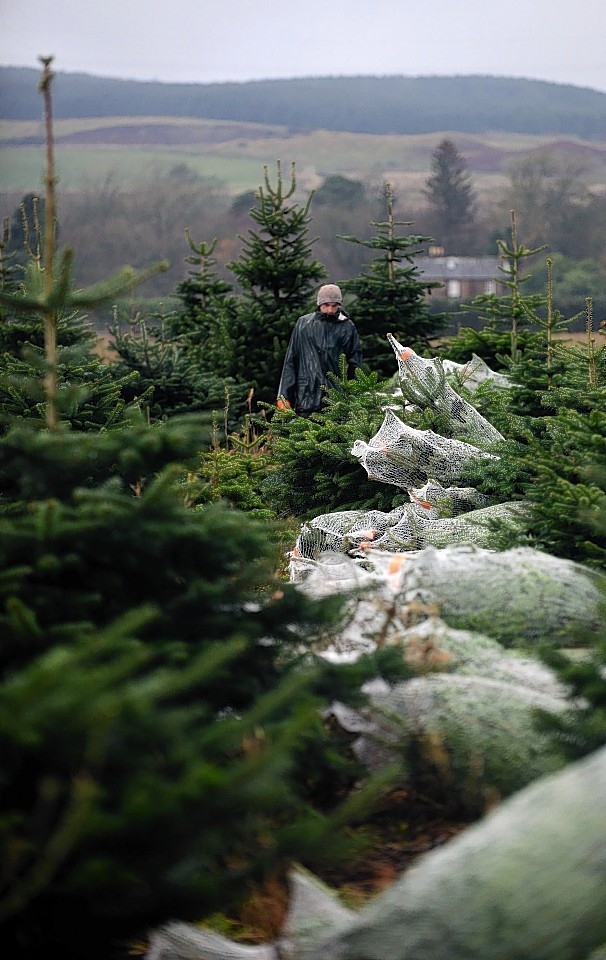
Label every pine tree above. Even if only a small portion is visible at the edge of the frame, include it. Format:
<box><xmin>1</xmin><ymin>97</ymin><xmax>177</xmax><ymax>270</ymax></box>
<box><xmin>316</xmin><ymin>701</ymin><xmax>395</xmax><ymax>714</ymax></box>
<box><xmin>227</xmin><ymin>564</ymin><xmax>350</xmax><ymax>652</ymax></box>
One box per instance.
<box><xmin>423</xmin><ymin>139</ymin><xmax>477</xmax><ymax>253</ymax></box>
<box><xmin>439</xmin><ymin>211</ymin><xmax>551</xmax><ymax>370</ymax></box>
<box><xmin>339</xmin><ymin>182</ymin><xmax>445</xmax><ymax>377</ymax></box>
<box><xmin>0</xmin><ymin>62</ymin><xmax>400</xmax><ymax>959</ymax></box>
<box><xmin>226</xmin><ymin>161</ymin><xmax>326</xmax><ymax>406</ymax></box>
<box><xmin>265</xmin><ymin>363</ymin><xmax>403</xmax><ymax>517</ymax></box>
<box><xmin>0</xmin><ymin>197</ymin><xmax>138</xmax><ymax>434</ymax></box>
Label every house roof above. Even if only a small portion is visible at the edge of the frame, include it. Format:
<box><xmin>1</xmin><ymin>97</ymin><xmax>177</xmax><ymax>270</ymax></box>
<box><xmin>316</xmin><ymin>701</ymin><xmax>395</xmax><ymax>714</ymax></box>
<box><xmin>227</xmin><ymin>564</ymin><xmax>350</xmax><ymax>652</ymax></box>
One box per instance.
<box><xmin>415</xmin><ymin>256</ymin><xmax>502</xmax><ymax>280</ymax></box>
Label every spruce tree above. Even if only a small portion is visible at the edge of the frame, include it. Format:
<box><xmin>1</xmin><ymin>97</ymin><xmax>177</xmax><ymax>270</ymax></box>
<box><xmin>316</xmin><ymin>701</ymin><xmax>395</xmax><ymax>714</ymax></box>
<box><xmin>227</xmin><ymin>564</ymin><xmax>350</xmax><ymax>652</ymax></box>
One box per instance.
<box><xmin>0</xmin><ymin>197</ymin><xmax>138</xmax><ymax>434</ymax></box>
<box><xmin>226</xmin><ymin>161</ymin><xmax>326</xmax><ymax>406</ymax></box>
<box><xmin>339</xmin><ymin>182</ymin><xmax>445</xmax><ymax>377</ymax></box>
<box><xmin>168</xmin><ymin>231</ymin><xmax>237</xmax><ymax>367</ymax></box>
<box><xmin>423</xmin><ymin>138</ymin><xmax>477</xmax><ymax>253</ymax></box>
<box><xmin>439</xmin><ymin>211</ymin><xmax>551</xmax><ymax>371</ymax></box>
<box><xmin>0</xmin><ymin>62</ymin><xmax>400</xmax><ymax>959</ymax></box>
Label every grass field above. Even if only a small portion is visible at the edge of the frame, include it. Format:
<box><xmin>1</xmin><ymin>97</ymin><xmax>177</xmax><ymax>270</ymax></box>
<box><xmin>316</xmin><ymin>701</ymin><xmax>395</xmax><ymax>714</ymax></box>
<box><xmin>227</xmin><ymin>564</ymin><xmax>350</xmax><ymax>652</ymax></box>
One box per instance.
<box><xmin>2</xmin><ymin>117</ymin><xmax>606</xmax><ymax>198</ymax></box>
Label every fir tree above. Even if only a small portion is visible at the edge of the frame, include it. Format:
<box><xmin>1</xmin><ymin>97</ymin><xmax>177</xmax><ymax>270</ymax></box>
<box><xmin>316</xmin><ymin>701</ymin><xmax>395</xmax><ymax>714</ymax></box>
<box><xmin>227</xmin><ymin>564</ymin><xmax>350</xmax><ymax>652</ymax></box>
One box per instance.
<box><xmin>107</xmin><ymin>232</ymin><xmax>243</xmax><ymax>423</ymax></box>
<box><xmin>0</xmin><ymin>62</ymin><xmax>403</xmax><ymax>959</ymax></box>
<box><xmin>0</xmin><ymin>60</ymin><xmax>168</xmax><ymax>434</ymax></box>
<box><xmin>265</xmin><ymin>363</ymin><xmax>404</xmax><ymax>518</ymax></box>
<box><xmin>107</xmin><ymin>304</ymin><xmax>228</xmax><ymax>423</ymax></box>
<box><xmin>168</xmin><ymin>230</ymin><xmax>239</xmax><ymax>378</ymax></box>
<box><xmin>0</xmin><ymin>196</ymin><xmax>138</xmax><ymax>434</ymax></box>
<box><xmin>441</xmin><ymin>211</ymin><xmax>549</xmax><ymax>369</ymax></box>
<box><xmin>226</xmin><ymin>161</ymin><xmax>326</xmax><ymax>406</ymax></box>
<box><xmin>339</xmin><ymin>182</ymin><xmax>446</xmax><ymax>377</ymax></box>
<box><xmin>423</xmin><ymin>138</ymin><xmax>477</xmax><ymax>253</ymax></box>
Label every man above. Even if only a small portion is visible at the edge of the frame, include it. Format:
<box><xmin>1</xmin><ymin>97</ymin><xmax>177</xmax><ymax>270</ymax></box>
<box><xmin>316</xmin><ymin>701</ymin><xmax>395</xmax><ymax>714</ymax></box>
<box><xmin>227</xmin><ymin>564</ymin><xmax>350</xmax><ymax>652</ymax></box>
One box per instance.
<box><xmin>277</xmin><ymin>284</ymin><xmax>363</xmax><ymax>415</ymax></box>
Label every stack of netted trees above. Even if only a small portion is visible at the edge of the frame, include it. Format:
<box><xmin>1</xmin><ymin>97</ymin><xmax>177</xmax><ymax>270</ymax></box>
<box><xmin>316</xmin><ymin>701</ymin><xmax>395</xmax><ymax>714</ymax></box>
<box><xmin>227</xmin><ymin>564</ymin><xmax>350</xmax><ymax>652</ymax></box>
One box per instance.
<box><xmin>147</xmin><ymin>333</ymin><xmax>606</xmax><ymax>960</ymax></box>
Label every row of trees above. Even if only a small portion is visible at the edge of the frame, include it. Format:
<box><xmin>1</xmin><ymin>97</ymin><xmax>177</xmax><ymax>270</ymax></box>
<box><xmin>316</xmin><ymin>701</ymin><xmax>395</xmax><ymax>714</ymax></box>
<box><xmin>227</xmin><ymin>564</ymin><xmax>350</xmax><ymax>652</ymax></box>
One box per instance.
<box><xmin>1</xmin><ymin>61</ymin><xmax>606</xmax><ymax>958</ymax></box>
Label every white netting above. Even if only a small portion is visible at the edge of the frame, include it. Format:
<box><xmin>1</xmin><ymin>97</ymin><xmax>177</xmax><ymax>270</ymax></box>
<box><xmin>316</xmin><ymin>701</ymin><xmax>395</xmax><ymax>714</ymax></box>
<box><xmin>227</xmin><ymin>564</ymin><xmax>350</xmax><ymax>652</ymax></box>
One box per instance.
<box><xmin>146</xmin><ymin>747</ymin><xmax>606</xmax><ymax>960</ymax></box>
<box><xmin>368</xmin><ymin>501</ymin><xmax>525</xmax><ymax>552</ymax></box>
<box><xmin>409</xmin><ymin>480</ymin><xmax>491</xmax><ymax>516</ymax></box>
<box><xmin>386</xmin><ymin>332</ymin><xmax>505</xmax><ymax>445</ymax></box>
<box><xmin>292</xmin><ymin>506</ymin><xmax>410</xmax><ymax>560</ymax></box>
<box><xmin>329</xmin><ymin>671</ymin><xmax>566</xmax><ymax>792</ymax></box>
<box><xmin>351</xmin><ymin>409</ymin><xmax>497</xmax><ymax>490</ymax></box>
<box><xmin>441</xmin><ymin>353</ymin><xmax>512</xmax><ymax>391</ymax></box>
<box><xmin>296</xmin><ymin>546</ymin><xmax>605</xmax><ymax>653</ymax></box>
<box><xmin>290</xmin><ymin>502</ymin><xmax>525</xmax><ymax>576</ymax></box>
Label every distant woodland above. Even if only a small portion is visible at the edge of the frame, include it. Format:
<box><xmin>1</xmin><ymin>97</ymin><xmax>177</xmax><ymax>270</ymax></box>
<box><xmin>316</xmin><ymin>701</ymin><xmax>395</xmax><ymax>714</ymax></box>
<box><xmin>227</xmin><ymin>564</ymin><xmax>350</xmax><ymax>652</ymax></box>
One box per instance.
<box><xmin>2</xmin><ymin>67</ymin><xmax>606</xmax><ymax>138</ymax></box>
<box><xmin>1</xmin><ymin>67</ymin><xmax>605</xmax><ymax>319</ymax></box>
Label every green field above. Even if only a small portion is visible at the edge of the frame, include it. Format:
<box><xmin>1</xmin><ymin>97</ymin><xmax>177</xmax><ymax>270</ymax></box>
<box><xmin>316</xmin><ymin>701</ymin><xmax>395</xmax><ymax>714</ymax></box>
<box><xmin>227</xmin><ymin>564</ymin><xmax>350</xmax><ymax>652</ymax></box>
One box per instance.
<box><xmin>1</xmin><ymin>117</ymin><xmax>606</xmax><ymax>199</ymax></box>
<box><xmin>0</xmin><ymin>144</ymin><xmax>269</xmax><ymax>193</ymax></box>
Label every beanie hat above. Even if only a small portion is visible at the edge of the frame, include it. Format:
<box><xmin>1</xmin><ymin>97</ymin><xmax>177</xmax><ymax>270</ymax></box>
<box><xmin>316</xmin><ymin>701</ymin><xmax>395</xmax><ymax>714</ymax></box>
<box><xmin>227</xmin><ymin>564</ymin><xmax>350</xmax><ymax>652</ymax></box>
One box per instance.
<box><xmin>317</xmin><ymin>283</ymin><xmax>342</xmax><ymax>306</ymax></box>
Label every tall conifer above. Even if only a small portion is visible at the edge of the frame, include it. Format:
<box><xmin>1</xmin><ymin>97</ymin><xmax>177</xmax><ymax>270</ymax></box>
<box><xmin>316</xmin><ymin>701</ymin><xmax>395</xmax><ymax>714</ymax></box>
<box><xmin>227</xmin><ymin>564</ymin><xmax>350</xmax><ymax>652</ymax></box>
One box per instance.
<box><xmin>226</xmin><ymin>161</ymin><xmax>326</xmax><ymax>405</ymax></box>
<box><xmin>340</xmin><ymin>182</ymin><xmax>445</xmax><ymax>376</ymax></box>
<box><xmin>0</xmin><ymin>61</ymin><xmax>394</xmax><ymax>960</ymax></box>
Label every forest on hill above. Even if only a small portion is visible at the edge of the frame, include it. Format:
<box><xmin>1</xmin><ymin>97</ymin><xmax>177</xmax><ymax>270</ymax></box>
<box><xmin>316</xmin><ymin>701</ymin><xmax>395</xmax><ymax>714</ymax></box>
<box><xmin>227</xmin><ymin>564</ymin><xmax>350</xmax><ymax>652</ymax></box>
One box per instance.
<box><xmin>1</xmin><ymin>66</ymin><xmax>606</xmax><ymax>139</ymax></box>
<box><xmin>1</xmin><ymin>64</ymin><xmax>605</xmax><ymax>328</ymax></box>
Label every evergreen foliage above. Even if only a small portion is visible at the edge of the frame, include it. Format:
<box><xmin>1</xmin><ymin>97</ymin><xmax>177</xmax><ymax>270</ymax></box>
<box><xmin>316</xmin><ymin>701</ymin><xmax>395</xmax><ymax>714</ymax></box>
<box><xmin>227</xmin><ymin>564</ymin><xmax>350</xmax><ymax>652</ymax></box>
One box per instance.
<box><xmin>536</xmin><ymin>623</ymin><xmax>606</xmax><ymax>762</ymax></box>
<box><xmin>449</xmin><ymin>262</ymin><xmax>606</xmax><ymax>572</ymax></box>
<box><xmin>340</xmin><ymin>183</ymin><xmax>446</xmax><ymax>376</ymax></box>
<box><xmin>0</xmin><ymin>198</ymin><xmax>138</xmax><ymax>434</ymax></box>
<box><xmin>107</xmin><ymin>233</ymin><xmax>245</xmax><ymax>424</ymax></box>
<box><xmin>440</xmin><ymin>211</ymin><xmax>549</xmax><ymax>369</ymax></box>
<box><xmin>168</xmin><ymin>232</ymin><xmax>236</xmax><ymax>358</ymax></box>
<box><xmin>226</xmin><ymin>161</ymin><xmax>326</xmax><ymax>405</ymax></box>
<box><xmin>423</xmin><ymin>139</ymin><xmax>478</xmax><ymax>252</ymax></box>
<box><xmin>107</xmin><ymin>306</ymin><xmax>229</xmax><ymax>423</ymax></box>
<box><xmin>184</xmin><ymin>413</ymin><xmax>277</xmax><ymax>521</ymax></box>
<box><xmin>0</xmin><ymin>412</ymin><xmax>410</xmax><ymax>959</ymax></box>
<box><xmin>4</xmin><ymin>68</ymin><xmax>606</xmax><ymax>141</ymax></box>
<box><xmin>264</xmin><ymin>363</ymin><xmax>405</xmax><ymax>518</ymax></box>
<box><xmin>0</xmin><ymin>63</ymin><xmax>410</xmax><ymax>959</ymax></box>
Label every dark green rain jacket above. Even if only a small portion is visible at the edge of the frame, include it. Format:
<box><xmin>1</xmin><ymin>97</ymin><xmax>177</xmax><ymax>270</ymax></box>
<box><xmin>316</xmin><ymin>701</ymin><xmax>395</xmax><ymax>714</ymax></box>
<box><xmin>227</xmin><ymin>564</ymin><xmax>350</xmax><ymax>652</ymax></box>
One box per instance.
<box><xmin>277</xmin><ymin>308</ymin><xmax>363</xmax><ymax>413</ymax></box>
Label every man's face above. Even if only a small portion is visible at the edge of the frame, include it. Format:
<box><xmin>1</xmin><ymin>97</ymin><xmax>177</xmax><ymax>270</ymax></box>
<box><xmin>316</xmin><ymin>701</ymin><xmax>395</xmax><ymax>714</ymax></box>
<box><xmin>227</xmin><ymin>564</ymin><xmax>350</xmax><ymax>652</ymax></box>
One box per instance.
<box><xmin>319</xmin><ymin>301</ymin><xmax>341</xmax><ymax>315</ymax></box>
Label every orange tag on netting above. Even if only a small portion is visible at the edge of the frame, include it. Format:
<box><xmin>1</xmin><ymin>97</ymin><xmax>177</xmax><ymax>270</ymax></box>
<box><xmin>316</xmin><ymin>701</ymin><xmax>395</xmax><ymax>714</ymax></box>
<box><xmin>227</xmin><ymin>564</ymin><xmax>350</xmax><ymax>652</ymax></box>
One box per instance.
<box><xmin>388</xmin><ymin>556</ymin><xmax>405</xmax><ymax>575</ymax></box>
<box><xmin>410</xmin><ymin>494</ymin><xmax>432</xmax><ymax>510</ymax></box>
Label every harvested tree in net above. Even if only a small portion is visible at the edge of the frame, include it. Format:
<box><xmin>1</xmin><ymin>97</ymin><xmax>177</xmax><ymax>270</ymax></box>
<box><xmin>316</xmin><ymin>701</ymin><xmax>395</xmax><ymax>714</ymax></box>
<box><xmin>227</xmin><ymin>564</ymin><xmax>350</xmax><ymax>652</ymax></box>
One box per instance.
<box><xmin>386</xmin><ymin>332</ymin><xmax>505</xmax><ymax>446</ymax></box>
<box><xmin>351</xmin><ymin>409</ymin><xmax>497</xmax><ymax>489</ymax></box>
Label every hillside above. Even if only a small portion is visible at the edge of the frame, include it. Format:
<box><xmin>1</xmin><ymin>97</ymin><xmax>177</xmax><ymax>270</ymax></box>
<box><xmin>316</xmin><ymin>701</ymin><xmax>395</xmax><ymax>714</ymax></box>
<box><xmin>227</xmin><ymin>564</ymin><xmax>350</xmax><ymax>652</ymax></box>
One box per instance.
<box><xmin>1</xmin><ymin>67</ymin><xmax>605</xmax><ymax>139</ymax></box>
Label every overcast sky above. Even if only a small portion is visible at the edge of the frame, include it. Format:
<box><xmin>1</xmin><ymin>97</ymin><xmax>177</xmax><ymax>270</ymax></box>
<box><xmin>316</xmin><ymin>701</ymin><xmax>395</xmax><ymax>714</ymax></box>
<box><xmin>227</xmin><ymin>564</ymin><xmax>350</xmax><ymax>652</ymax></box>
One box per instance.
<box><xmin>1</xmin><ymin>0</ymin><xmax>605</xmax><ymax>94</ymax></box>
